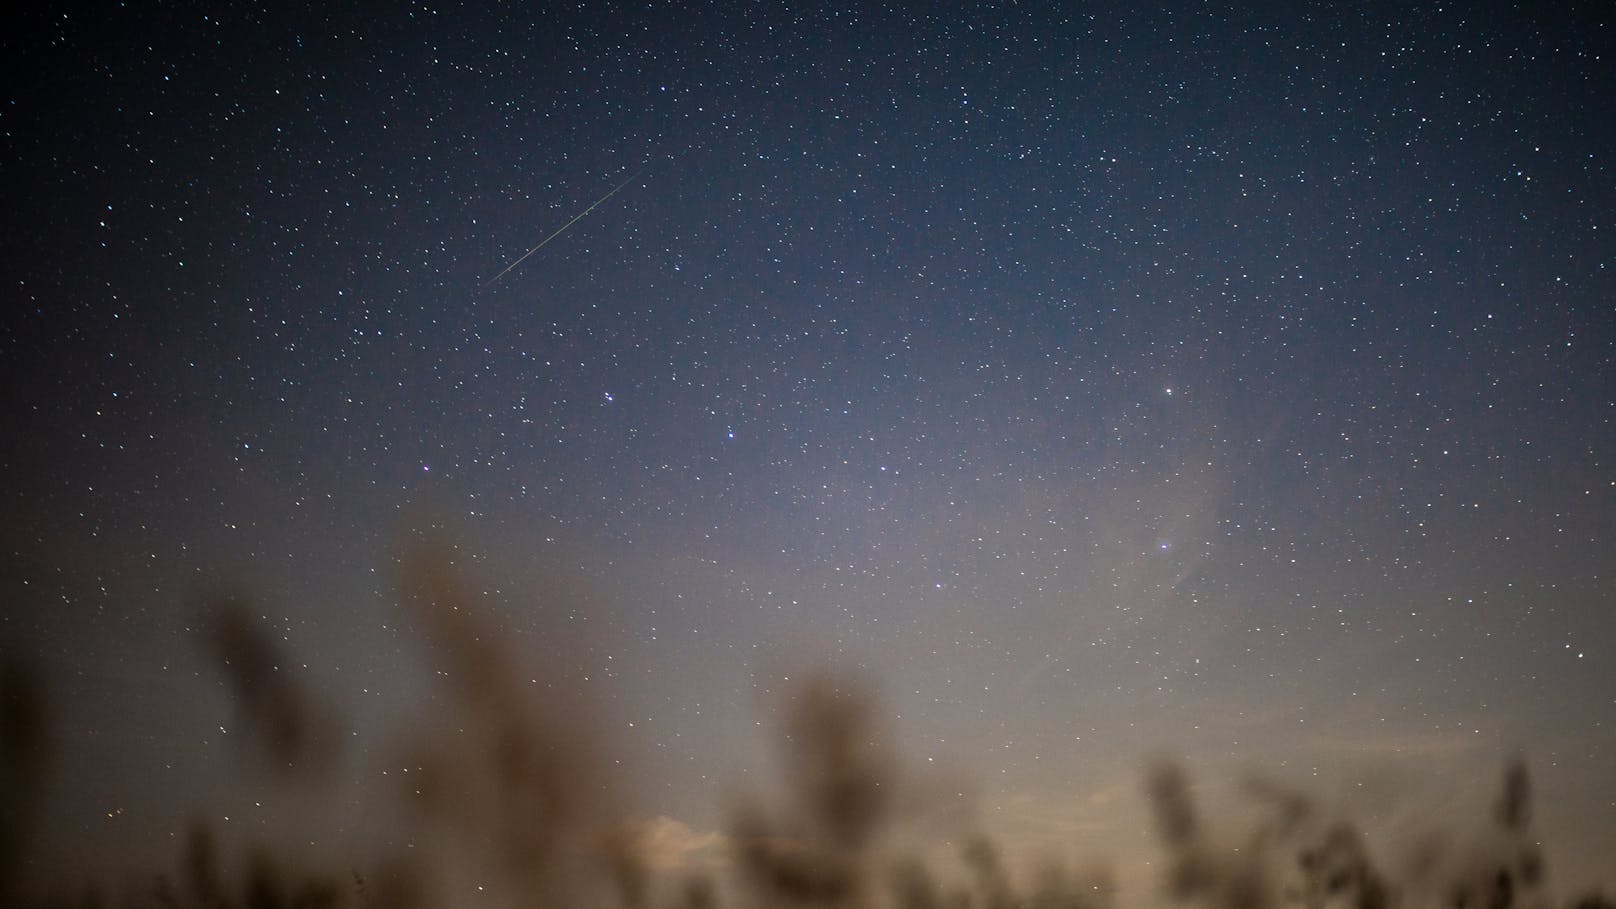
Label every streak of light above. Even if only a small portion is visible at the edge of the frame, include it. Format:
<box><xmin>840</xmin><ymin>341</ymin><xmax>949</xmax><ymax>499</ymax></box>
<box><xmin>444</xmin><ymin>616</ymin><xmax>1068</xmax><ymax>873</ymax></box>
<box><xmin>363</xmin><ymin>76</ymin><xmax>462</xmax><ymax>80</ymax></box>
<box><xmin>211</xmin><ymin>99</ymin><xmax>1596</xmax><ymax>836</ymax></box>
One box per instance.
<box><xmin>484</xmin><ymin>165</ymin><xmax>645</xmax><ymax>286</ymax></box>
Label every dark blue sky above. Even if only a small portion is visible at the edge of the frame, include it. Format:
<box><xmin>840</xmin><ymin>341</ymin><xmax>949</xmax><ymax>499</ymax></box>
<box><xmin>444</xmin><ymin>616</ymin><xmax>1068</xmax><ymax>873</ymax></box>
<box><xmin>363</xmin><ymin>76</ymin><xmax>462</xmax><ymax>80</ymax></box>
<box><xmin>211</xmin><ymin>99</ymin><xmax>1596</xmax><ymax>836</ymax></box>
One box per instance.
<box><xmin>4</xmin><ymin>1</ymin><xmax>1613</xmax><ymax>902</ymax></box>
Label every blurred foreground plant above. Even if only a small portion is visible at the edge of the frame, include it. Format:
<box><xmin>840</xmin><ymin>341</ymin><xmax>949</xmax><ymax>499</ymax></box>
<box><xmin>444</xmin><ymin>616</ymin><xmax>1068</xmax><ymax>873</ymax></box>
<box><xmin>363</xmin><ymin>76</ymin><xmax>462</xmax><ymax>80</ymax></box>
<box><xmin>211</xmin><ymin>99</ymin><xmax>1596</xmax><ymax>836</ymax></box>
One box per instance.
<box><xmin>2</xmin><ymin>548</ymin><xmax>1611</xmax><ymax>909</ymax></box>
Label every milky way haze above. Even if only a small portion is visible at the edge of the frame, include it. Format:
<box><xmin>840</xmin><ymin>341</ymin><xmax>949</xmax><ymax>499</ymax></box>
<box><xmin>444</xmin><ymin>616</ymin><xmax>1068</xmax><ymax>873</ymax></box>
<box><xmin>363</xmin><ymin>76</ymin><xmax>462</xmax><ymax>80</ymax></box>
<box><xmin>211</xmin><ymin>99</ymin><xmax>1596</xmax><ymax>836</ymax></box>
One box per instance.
<box><xmin>3</xmin><ymin>2</ymin><xmax>1613</xmax><ymax>905</ymax></box>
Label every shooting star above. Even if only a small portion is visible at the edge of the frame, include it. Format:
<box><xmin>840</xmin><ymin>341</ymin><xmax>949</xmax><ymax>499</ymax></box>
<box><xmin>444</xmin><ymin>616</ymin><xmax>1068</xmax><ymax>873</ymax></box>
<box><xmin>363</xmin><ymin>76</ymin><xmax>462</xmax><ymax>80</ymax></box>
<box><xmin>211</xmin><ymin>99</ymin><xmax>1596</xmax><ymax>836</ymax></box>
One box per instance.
<box><xmin>484</xmin><ymin>165</ymin><xmax>645</xmax><ymax>287</ymax></box>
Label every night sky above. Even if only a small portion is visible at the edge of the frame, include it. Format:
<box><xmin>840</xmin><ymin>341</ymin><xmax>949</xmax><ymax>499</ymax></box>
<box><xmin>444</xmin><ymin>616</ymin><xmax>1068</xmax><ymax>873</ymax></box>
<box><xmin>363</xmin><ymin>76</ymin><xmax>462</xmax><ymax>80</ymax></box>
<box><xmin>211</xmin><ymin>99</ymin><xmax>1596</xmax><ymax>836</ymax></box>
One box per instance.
<box><xmin>4</xmin><ymin>1</ymin><xmax>1614</xmax><ymax>903</ymax></box>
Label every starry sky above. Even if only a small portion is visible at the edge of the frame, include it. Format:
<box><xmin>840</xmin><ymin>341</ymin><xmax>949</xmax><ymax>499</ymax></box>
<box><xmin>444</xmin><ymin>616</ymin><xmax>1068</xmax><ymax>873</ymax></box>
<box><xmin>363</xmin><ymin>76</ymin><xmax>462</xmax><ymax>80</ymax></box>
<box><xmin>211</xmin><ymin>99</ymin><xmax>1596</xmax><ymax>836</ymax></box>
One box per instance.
<box><xmin>4</xmin><ymin>0</ymin><xmax>1614</xmax><ymax>900</ymax></box>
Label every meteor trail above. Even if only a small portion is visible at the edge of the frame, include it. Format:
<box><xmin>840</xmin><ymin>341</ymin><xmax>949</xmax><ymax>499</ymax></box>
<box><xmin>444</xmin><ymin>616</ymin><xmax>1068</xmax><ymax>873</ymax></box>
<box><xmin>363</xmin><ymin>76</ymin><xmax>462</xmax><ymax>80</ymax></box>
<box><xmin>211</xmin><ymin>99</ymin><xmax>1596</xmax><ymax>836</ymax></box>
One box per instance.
<box><xmin>484</xmin><ymin>166</ymin><xmax>645</xmax><ymax>286</ymax></box>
